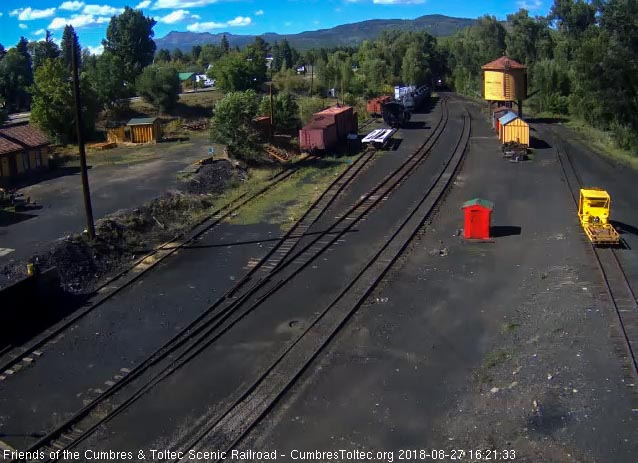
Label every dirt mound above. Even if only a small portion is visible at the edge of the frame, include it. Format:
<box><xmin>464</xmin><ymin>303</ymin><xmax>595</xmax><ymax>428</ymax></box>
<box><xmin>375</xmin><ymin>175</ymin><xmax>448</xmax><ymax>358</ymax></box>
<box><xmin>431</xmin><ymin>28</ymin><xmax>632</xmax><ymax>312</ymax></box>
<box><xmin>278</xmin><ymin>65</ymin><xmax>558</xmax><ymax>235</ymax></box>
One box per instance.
<box><xmin>185</xmin><ymin>160</ymin><xmax>247</xmax><ymax>195</ymax></box>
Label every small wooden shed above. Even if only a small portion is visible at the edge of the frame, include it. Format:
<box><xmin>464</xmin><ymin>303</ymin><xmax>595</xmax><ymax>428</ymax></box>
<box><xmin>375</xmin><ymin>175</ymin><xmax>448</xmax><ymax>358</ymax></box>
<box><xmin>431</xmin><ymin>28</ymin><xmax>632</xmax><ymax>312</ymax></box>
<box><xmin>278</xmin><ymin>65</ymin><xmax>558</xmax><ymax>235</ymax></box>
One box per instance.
<box><xmin>106</xmin><ymin>122</ymin><xmax>126</xmax><ymax>144</ymax></box>
<box><xmin>127</xmin><ymin>118</ymin><xmax>162</xmax><ymax>144</ymax></box>
<box><xmin>462</xmin><ymin>198</ymin><xmax>494</xmax><ymax>240</ymax></box>
<box><xmin>500</xmin><ymin>114</ymin><xmax>530</xmax><ymax>146</ymax></box>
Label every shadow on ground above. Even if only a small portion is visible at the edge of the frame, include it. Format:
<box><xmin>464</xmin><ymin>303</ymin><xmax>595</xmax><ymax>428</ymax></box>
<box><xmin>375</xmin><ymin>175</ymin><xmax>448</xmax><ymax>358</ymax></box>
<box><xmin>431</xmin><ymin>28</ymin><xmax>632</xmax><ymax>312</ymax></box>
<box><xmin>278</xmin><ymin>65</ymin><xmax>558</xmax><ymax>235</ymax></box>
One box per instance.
<box><xmin>491</xmin><ymin>226</ymin><xmax>522</xmax><ymax>237</ymax></box>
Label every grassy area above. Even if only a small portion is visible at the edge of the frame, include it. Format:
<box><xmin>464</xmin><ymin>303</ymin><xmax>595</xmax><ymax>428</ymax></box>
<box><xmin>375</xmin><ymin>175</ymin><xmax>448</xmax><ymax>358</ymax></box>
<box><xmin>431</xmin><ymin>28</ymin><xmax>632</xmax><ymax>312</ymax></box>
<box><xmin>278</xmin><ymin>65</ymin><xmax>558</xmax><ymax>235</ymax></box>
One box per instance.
<box><xmin>128</xmin><ymin>90</ymin><xmax>224</xmax><ymax>119</ymax></box>
<box><xmin>562</xmin><ymin>119</ymin><xmax>638</xmax><ymax>169</ymax></box>
<box><xmin>57</xmin><ymin>132</ymin><xmax>212</xmax><ymax>168</ymax></box>
<box><xmin>228</xmin><ymin>155</ymin><xmax>355</xmax><ymax>230</ymax></box>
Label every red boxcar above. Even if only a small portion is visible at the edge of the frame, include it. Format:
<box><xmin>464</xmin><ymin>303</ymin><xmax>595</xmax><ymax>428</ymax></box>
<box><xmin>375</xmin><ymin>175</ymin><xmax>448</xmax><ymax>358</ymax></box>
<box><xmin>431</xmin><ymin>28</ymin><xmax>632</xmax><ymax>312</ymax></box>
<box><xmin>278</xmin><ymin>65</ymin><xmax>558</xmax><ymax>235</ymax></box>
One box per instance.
<box><xmin>314</xmin><ymin>106</ymin><xmax>354</xmax><ymax>141</ymax></box>
<box><xmin>299</xmin><ymin>116</ymin><xmax>338</xmax><ymax>151</ymax></box>
<box><xmin>366</xmin><ymin>95</ymin><xmax>392</xmax><ymax>116</ymax></box>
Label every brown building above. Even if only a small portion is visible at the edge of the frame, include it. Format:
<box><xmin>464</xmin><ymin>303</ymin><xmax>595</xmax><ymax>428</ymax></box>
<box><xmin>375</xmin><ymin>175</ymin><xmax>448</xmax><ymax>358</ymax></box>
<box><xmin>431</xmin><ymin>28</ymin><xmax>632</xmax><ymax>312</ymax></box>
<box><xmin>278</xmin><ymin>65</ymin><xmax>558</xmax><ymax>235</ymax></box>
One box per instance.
<box><xmin>0</xmin><ymin>124</ymin><xmax>52</xmax><ymax>182</ymax></box>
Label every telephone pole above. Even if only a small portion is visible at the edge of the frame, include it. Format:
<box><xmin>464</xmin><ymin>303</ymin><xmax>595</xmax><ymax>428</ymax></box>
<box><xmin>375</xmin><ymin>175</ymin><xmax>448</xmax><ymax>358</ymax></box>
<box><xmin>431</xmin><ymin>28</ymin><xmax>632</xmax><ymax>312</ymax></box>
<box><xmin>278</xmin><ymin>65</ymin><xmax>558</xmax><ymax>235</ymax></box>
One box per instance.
<box><xmin>71</xmin><ymin>38</ymin><xmax>96</xmax><ymax>240</ymax></box>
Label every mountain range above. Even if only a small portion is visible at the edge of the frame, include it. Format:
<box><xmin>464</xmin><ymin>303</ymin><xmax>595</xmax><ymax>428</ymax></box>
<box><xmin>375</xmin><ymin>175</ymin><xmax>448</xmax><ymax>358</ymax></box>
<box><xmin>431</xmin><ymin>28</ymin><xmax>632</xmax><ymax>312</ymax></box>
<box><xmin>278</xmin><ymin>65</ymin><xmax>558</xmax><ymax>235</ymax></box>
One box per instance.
<box><xmin>155</xmin><ymin>14</ymin><xmax>475</xmax><ymax>52</ymax></box>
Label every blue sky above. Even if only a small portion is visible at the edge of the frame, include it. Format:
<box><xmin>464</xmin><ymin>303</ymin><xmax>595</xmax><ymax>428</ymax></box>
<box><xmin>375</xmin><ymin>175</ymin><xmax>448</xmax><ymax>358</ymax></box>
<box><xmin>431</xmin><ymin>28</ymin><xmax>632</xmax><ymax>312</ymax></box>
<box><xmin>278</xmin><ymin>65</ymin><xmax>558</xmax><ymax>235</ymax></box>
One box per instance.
<box><xmin>0</xmin><ymin>0</ymin><xmax>552</xmax><ymax>54</ymax></box>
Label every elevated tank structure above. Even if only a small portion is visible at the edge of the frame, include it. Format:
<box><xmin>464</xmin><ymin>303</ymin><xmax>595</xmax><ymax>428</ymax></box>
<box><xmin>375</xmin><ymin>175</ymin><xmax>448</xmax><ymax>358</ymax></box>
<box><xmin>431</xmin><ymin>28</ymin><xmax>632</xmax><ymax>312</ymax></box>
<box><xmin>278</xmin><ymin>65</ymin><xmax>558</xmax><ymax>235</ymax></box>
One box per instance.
<box><xmin>482</xmin><ymin>56</ymin><xmax>527</xmax><ymax>117</ymax></box>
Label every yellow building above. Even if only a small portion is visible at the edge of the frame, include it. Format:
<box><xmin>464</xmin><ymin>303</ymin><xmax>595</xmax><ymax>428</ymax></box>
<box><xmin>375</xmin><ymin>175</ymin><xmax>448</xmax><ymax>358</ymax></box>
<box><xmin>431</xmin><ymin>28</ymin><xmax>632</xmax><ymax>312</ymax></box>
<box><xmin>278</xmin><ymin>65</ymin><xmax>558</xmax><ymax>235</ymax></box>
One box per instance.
<box><xmin>0</xmin><ymin>124</ymin><xmax>51</xmax><ymax>181</ymax></box>
<box><xmin>106</xmin><ymin>124</ymin><xmax>126</xmax><ymax>144</ymax></box>
<box><xmin>483</xmin><ymin>56</ymin><xmax>527</xmax><ymax>116</ymax></box>
<box><xmin>498</xmin><ymin>112</ymin><xmax>530</xmax><ymax>146</ymax></box>
<box><xmin>127</xmin><ymin>118</ymin><xmax>162</xmax><ymax>144</ymax></box>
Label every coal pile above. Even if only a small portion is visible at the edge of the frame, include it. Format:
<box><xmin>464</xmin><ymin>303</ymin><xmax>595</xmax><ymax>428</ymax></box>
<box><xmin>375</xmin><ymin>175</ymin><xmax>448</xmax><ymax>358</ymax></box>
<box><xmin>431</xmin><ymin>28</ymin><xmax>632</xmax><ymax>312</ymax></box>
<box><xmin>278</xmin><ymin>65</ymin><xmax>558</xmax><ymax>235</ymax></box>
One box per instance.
<box><xmin>185</xmin><ymin>160</ymin><xmax>247</xmax><ymax>195</ymax></box>
<box><xmin>0</xmin><ymin>161</ymin><xmax>248</xmax><ymax>294</ymax></box>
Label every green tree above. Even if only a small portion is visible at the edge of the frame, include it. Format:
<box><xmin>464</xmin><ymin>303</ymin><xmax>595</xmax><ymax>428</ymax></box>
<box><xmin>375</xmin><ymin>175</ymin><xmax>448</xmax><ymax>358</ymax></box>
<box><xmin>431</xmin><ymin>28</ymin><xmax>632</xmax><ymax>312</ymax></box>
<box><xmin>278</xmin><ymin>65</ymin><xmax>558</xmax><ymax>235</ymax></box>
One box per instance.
<box><xmin>31</xmin><ymin>58</ymin><xmax>98</xmax><ymax>143</ymax></box>
<box><xmin>259</xmin><ymin>92</ymin><xmax>301</xmax><ymax>132</ymax></box>
<box><xmin>171</xmin><ymin>48</ymin><xmax>184</xmax><ymax>63</ymax></box>
<box><xmin>156</xmin><ymin>48</ymin><xmax>171</xmax><ymax>62</ymax></box>
<box><xmin>199</xmin><ymin>44</ymin><xmax>222</xmax><ymax>66</ymax></box>
<box><xmin>190</xmin><ymin>45</ymin><xmax>202</xmax><ymax>63</ymax></box>
<box><xmin>61</xmin><ymin>25</ymin><xmax>81</xmax><ymax>72</ymax></box>
<box><xmin>85</xmin><ymin>52</ymin><xmax>130</xmax><ymax>108</ymax></box>
<box><xmin>209</xmin><ymin>49</ymin><xmax>266</xmax><ymax>92</ymax></box>
<box><xmin>0</xmin><ymin>49</ymin><xmax>32</xmax><ymax>111</ymax></box>
<box><xmin>102</xmin><ymin>6</ymin><xmax>157</xmax><ymax>84</ymax></box>
<box><xmin>136</xmin><ymin>65</ymin><xmax>180</xmax><ymax>113</ymax></box>
<box><xmin>220</xmin><ymin>34</ymin><xmax>230</xmax><ymax>54</ymax></box>
<box><xmin>211</xmin><ymin>90</ymin><xmax>261</xmax><ymax>162</ymax></box>
<box><xmin>29</xmin><ymin>31</ymin><xmax>60</xmax><ymax>71</ymax></box>
<box><xmin>506</xmin><ymin>10</ymin><xmax>553</xmax><ymax>64</ymax></box>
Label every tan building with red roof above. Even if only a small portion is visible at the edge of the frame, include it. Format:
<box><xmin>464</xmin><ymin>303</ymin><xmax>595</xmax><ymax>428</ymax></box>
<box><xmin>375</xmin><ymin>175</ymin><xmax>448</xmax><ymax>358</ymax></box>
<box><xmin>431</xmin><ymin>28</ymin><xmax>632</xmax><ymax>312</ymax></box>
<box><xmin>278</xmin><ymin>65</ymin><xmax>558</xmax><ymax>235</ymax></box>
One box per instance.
<box><xmin>0</xmin><ymin>124</ymin><xmax>52</xmax><ymax>182</ymax></box>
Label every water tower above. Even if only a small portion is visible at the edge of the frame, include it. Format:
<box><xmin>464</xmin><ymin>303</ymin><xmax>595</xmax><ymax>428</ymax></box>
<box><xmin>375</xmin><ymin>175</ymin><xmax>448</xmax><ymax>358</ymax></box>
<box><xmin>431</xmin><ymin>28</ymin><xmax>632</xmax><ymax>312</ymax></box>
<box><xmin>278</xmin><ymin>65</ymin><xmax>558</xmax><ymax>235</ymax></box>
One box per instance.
<box><xmin>482</xmin><ymin>56</ymin><xmax>527</xmax><ymax>117</ymax></box>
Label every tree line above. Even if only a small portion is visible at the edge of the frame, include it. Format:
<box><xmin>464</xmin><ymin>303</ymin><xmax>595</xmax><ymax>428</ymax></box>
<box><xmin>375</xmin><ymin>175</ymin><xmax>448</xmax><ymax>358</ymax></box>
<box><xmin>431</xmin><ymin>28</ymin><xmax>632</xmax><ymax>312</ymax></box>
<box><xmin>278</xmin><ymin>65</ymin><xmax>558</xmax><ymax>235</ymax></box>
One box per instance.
<box><xmin>0</xmin><ymin>0</ymin><xmax>635</xmax><ymax>152</ymax></box>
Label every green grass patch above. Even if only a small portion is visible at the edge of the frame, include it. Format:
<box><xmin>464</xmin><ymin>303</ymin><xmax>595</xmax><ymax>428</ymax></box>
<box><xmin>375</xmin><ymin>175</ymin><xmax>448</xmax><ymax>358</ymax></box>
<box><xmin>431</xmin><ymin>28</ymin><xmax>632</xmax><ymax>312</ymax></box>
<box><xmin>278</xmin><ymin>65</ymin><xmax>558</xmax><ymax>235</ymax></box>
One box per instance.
<box><xmin>563</xmin><ymin>119</ymin><xmax>638</xmax><ymax>169</ymax></box>
<box><xmin>228</xmin><ymin>156</ymin><xmax>353</xmax><ymax>229</ymax></box>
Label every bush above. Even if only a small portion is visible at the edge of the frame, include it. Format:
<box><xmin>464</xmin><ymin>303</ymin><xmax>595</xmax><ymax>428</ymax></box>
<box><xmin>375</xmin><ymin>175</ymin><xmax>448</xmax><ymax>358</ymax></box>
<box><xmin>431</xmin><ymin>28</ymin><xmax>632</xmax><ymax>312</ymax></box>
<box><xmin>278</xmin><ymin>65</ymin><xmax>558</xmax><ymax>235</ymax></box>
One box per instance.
<box><xmin>610</xmin><ymin>121</ymin><xmax>638</xmax><ymax>152</ymax></box>
<box><xmin>136</xmin><ymin>65</ymin><xmax>180</xmax><ymax>113</ymax></box>
<box><xmin>298</xmin><ymin>97</ymin><xmax>327</xmax><ymax>123</ymax></box>
<box><xmin>259</xmin><ymin>92</ymin><xmax>301</xmax><ymax>133</ymax></box>
<box><xmin>211</xmin><ymin>90</ymin><xmax>262</xmax><ymax>162</ymax></box>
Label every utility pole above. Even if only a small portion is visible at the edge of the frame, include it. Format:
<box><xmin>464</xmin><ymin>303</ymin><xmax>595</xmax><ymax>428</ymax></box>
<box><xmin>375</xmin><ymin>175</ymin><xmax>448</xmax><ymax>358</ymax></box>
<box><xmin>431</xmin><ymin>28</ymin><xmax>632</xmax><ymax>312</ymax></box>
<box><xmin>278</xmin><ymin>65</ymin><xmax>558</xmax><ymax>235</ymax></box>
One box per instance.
<box><xmin>71</xmin><ymin>38</ymin><xmax>96</xmax><ymax>240</ymax></box>
<box><xmin>269</xmin><ymin>66</ymin><xmax>274</xmax><ymax>141</ymax></box>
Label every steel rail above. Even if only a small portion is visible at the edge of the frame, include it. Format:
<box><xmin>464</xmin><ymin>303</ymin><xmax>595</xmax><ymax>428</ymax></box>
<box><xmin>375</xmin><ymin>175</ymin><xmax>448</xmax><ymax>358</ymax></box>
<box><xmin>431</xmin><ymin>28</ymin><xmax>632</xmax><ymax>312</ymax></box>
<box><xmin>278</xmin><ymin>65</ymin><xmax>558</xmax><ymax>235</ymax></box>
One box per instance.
<box><xmin>547</xmin><ymin>125</ymin><xmax>638</xmax><ymax>381</ymax></box>
<box><xmin>177</xmin><ymin>107</ymin><xmax>472</xmax><ymax>462</ymax></box>
<box><xmin>20</xmin><ymin>98</ymin><xmax>451</xmax><ymax>462</ymax></box>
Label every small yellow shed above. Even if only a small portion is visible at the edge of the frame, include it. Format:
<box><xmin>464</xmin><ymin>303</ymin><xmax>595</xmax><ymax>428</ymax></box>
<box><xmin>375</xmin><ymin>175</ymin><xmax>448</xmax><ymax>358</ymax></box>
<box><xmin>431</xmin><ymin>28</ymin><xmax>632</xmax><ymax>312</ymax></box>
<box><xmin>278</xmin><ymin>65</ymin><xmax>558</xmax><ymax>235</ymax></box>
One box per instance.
<box><xmin>500</xmin><ymin>116</ymin><xmax>530</xmax><ymax>146</ymax></box>
<box><xmin>127</xmin><ymin>117</ymin><xmax>162</xmax><ymax>144</ymax></box>
<box><xmin>106</xmin><ymin>123</ymin><xmax>126</xmax><ymax>144</ymax></box>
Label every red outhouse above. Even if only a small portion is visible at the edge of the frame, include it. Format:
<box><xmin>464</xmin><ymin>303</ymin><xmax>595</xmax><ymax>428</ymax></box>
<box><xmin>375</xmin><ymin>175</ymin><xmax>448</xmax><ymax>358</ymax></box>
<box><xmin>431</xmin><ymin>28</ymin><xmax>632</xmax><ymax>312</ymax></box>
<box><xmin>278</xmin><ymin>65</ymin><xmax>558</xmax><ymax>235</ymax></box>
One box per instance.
<box><xmin>462</xmin><ymin>198</ymin><xmax>494</xmax><ymax>240</ymax></box>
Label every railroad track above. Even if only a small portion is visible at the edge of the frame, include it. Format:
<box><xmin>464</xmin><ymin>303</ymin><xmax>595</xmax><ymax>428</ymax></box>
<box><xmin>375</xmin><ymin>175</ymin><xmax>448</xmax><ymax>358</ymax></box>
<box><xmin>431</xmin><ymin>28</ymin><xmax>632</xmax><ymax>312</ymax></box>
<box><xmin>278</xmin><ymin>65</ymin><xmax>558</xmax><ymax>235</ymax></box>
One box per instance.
<box><xmin>0</xmin><ymin>166</ymin><xmax>301</xmax><ymax>378</ymax></box>
<box><xmin>174</xmin><ymin>105</ymin><xmax>472</xmax><ymax>462</ymax></box>
<box><xmin>14</xmin><ymin>97</ymin><xmax>452</xmax><ymax>462</ymax></box>
<box><xmin>548</xmin><ymin>125</ymin><xmax>638</xmax><ymax>394</ymax></box>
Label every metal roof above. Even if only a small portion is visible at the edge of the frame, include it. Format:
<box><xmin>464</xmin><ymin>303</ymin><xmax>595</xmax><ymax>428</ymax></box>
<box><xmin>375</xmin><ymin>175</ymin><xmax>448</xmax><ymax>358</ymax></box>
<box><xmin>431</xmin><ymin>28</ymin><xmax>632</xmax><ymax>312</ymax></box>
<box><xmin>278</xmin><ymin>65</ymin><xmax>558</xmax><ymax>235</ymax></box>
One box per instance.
<box><xmin>498</xmin><ymin>112</ymin><xmax>519</xmax><ymax>125</ymax></box>
<box><xmin>178</xmin><ymin>72</ymin><xmax>195</xmax><ymax>81</ymax></box>
<box><xmin>315</xmin><ymin>105</ymin><xmax>353</xmax><ymax>116</ymax></box>
<box><xmin>482</xmin><ymin>56</ymin><xmax>527</xmax><ymax>70</ymax></box>
<box><xmin>462</xmin><ymin>198</ymin><xmax>494</xmax><ymax>210</ymax></box>
<box><xmin>461</xmin><ymin>198</ymin><xmax>494</xmax><ymax>211</ymax></box>
<box><xmin>127</xmin><ymin>117</ymin><xmax>158</xmax><ymax>126</ymax></box>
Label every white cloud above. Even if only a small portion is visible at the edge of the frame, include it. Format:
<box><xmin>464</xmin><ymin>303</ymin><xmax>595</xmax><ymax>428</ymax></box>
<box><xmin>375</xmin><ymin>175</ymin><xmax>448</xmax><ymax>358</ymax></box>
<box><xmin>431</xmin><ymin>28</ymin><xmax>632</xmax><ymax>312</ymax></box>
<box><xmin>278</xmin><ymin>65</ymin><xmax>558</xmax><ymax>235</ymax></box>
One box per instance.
<box><xmin>187</xmin><ymin>15</ymin><xmax>252</xmax><ymax>32</ymax></box>
<box><xmin>48</xmin><ymin>14</ymin><xmax>110</xmax><ymax>30</ymax></box>
<box><xmin>59</xmin><ymin>1</ymin><xmax>85</xmax><ymax>11</ymax></box>
<box><xmin>158</xmin><ymin>9</ymin><xmax>200</xmax><ymax>24</ymax></box>
<box><xmin>86</xmin><ymin>44</ymin><xmax>104</xmax><ymax>55</ymax></box>
<box><xmin>153</xmin><ymin>0</ymin><xmax>219</xmax><ymax>9</ymax></box>
<box><xmin>82</xmin><ymin>4</ymin><xmax>122</xmax><ymax>16</ymax></box>
<box><xmin>255</xmin><ymin>9</ymin><xmax>264</xmax><ymax>16</ymax></box>
<box><xmin>187</xmin><ymin>21</ymin><xmax>226</xmax><ymax>32</ymax></box>
<box><xmin>136</xmin><ymin>0</ymin><xmax>151</xmax><ymax>8</ymax></box>
<box><xmin>19</xmin><ymin>24</ymin><xmax>28</xmax><ymax>30</ymax></box>
<box><xmin>35</xmin><ymin>29</ymin><xmax>47</xmax><ymax>35</ymax></box>
<box><xmin>10</xmin><ymin>7</ymin><xmax>57</xmax><ymax>20</ymax></box>
<box><xmin>226</xmin><ymin>16</ymin><xmax>251</xmax><ymax>26</ymax></box>
<box><xmin>516</xmin><ymin>0</ymin><xmax>543</xmax><ymax>9</ymax></box>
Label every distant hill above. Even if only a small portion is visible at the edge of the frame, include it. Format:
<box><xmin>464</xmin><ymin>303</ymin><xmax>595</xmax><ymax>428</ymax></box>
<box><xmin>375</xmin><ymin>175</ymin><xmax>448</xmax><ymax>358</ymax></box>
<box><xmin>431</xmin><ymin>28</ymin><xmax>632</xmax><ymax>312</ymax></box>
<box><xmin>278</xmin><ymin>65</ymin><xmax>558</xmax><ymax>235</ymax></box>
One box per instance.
<box><xmin>155</xmin><ymin>14</ymin><xmax>475</xmax><ymax>52</ymax></box>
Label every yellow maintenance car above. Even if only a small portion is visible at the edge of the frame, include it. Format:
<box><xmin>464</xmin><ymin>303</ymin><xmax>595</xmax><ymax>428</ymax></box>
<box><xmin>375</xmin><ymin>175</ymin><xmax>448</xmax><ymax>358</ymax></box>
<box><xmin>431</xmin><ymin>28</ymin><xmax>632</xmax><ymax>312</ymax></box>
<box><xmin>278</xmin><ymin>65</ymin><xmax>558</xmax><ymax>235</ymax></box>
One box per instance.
<box><xmin>578</xmin><ymin>188</ymin><xmax>620</xmax><ymax>245</ymax></box>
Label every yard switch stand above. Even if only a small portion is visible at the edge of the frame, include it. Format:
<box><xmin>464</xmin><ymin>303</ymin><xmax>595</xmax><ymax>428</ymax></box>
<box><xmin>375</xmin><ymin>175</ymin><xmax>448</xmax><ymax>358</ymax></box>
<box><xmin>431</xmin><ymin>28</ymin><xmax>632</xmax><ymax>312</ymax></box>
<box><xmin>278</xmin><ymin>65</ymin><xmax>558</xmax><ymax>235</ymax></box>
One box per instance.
<box><xmin>462</xmin><ymin>198</ymin><xmax>494</xmax><ymax>241</ymax></box>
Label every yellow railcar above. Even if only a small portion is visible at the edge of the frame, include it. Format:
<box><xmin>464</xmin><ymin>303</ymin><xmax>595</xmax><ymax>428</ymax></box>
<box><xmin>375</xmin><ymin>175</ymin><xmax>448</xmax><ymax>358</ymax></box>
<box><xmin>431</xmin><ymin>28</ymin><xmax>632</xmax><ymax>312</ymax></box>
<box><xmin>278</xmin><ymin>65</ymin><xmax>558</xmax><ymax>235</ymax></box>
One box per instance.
<box><xmin>578</xmin><ymin>188</ymin><xmax>620</xmax><ymax>245</ymax></box>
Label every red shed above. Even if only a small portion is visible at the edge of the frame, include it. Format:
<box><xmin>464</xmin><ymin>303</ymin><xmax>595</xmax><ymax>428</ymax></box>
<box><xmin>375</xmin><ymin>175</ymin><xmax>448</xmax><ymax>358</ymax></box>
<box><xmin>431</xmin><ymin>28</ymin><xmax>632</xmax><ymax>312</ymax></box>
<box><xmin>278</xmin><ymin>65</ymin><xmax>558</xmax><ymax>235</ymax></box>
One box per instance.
<box><xmin>462</xmin><ymin>198</ymin><xmax>494</xmax><ymax>240</ymax></box>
